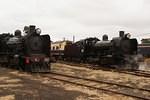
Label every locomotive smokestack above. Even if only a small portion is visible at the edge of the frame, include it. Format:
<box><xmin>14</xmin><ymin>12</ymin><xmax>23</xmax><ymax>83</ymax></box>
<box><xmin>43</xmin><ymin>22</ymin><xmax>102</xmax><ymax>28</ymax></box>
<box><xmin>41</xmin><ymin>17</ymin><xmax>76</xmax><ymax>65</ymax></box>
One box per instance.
<box><xmin>29</xmin><ymin>25</ymin><xmax>36</xmax><ymax>34</ymax></box>
<box><xmin>119</xmin><ymin>31</ymin><xmax>125</xmax><ymax>38</ymax></box>
<box><xmin>14</xmin><ymin>30</ymin><xmax>22</xmax><ymax>37</ymax></box>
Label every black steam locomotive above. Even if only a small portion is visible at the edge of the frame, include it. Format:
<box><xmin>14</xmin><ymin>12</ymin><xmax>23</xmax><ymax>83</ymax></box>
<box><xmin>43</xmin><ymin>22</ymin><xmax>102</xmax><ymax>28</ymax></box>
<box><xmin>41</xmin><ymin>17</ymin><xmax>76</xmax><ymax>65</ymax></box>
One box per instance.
<box><xmin>0</xmin><ymin>25</ymin><xmax>51</xmax><ymax>72</ymax></box>
<box><xmin>52</xmin><ymin>31</ymin><xmax>138</xmax><ymax>69</ymax></box>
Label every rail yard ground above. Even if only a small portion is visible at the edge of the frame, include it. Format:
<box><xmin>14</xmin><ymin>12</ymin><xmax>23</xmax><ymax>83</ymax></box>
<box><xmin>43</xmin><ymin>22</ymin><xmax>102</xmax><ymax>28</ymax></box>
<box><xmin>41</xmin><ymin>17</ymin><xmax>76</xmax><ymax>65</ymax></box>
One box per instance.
<box><xmin>0</xmin><ymin>60</ymin><xmax>150</xmax><ymax>100</ymax></box>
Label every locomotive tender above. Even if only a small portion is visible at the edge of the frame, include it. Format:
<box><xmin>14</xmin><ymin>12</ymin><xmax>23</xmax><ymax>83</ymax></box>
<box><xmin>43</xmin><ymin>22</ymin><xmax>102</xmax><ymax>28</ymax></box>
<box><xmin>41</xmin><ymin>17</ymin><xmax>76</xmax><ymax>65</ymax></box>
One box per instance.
<box><xmin>0</xmin><ymin>25</ymin><xmax>51</xmax><ymax>72</ymax></box>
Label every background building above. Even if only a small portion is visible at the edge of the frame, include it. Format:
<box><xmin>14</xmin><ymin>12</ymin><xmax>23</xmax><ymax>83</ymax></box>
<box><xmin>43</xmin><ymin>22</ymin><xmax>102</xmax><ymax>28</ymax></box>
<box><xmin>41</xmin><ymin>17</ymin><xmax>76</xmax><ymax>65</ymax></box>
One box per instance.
<box><xmin>51</xmin><ymin>40</ymin><xmax>72</xmax><ymax>51</ymax></box>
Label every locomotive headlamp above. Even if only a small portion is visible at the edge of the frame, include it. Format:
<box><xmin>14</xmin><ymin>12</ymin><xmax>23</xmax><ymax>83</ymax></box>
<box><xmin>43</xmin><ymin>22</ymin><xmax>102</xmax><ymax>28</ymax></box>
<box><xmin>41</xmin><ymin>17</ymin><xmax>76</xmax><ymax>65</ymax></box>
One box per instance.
<box><xmin>14</xmin><ymin>54</ymin><xmax>19</xmax><ymax>58</ymax></box>
<box><xmin>126</xmin><ymin>33</ymin><xmax>131</xmax><ymax>39</ymax></box>
<box><xmin>36</xmin><ymin>28</ymin><xmax>41</xmax><ymax>35</ymax></box>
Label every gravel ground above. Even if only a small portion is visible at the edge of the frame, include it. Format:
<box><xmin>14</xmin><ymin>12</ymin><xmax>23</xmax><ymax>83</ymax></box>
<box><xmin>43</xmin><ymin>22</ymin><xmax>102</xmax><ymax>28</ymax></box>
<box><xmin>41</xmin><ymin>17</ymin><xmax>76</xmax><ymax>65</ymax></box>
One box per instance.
<box><xmin>51</xmin><ymin>62</ymin><xmax>150</xmax><ymax>100</ymax></box>
<box><xmin>0</xmin><ymin>67</ymin><xmax>88</xmax><ymax>100</ymax></box>
<box><xmin>52</xmin><ymin>63</ymin><xmax>150</xmax><ymax>88</ymax></box>
<box><xmin>0</xmin><ymin>60</ymin><xmax>150</xmax><ymax>100</ymax></box>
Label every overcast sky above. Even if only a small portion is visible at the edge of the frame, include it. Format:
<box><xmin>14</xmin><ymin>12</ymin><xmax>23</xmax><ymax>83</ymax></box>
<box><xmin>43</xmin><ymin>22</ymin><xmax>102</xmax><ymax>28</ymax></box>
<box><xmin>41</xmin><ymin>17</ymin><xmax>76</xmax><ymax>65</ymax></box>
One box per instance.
<box><xmin>0</xmin><ymin>0</ymin><xmax>150</xmax><ymax>42</ymax></box>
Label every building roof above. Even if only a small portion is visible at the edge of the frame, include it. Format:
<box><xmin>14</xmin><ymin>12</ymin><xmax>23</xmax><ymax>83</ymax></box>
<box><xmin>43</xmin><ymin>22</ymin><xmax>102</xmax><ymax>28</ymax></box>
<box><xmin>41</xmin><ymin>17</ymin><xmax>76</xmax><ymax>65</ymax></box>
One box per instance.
<box><xmin>141</xmin><ymin>38</ymin><xmax>150</xmax><ymax>43</ymax></box>
<box><xmin>52</xmin><ymin>40</ymin><xmax>72</xmax><ymax>44</ymax></box>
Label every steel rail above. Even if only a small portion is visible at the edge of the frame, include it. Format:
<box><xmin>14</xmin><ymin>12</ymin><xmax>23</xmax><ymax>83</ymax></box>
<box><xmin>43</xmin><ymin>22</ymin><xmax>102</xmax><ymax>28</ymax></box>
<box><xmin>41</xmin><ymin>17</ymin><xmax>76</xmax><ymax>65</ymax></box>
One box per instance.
<box><xmin>42</xmin><ymin>72</ymin><xmax>150</xmax><ymax>100</ymax></box>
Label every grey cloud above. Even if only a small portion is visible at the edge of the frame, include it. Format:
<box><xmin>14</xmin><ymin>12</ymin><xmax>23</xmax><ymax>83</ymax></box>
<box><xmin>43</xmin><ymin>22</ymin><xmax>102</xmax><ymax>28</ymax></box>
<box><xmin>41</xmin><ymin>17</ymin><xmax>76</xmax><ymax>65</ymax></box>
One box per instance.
<box><xmin>0</xmin><ymin>0</ymin><xmax>150</xmax><ymax>42</ymax></box>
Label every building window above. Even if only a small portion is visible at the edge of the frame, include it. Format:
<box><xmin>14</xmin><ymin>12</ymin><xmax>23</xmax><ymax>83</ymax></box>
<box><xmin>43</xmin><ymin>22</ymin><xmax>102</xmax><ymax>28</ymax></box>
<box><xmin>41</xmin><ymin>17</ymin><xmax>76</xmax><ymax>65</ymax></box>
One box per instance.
<box><xmin>59</xmin><ymin>44</ymin><xmax>61</xmax><ymax>48</ymax></box>
<box><xmin>56</xmin><ymin>46</ymin><xmax>59</xmax><ymax>50</ymax></box>
<box><xmin>53</xmin><ymin>46</ymin><xmax>55</xmax><ymax>50</ymax></box>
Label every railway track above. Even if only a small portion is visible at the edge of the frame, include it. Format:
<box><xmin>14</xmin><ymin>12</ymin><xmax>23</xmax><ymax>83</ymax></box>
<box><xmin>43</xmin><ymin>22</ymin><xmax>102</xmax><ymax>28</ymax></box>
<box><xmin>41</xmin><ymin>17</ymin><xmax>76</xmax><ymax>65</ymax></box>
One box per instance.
<box><xmin>41</xmin><ymin>72</ymin><xmax>150</xmax><ymax>100</ymax></box>
<box><xmin>121</xmin><ymin>70</ymin><xmax>150</xmax><ymax>78</ymax></box>
<box><xmin>57</xmin><ymin>61</ymin><xmax>150</xmax><ymax>78</ymax></box>
<box><xmin>2</xmin><ymin>64</ymin><xmax>150</xmax><ymax>99</ymax></box>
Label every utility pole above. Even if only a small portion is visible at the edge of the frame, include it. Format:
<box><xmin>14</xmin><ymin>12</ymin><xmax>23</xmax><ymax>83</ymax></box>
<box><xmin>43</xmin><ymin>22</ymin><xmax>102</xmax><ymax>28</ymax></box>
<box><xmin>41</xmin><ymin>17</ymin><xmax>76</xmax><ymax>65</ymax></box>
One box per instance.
<box><xmin>63</xmin><ymin>37</ymin><xmax>65</xmax><ymax>41</ymax></box>
<box><xmin>73</xmin><ymin>35</ymin><xmax>75</xmax><ymax>43</ymax></box>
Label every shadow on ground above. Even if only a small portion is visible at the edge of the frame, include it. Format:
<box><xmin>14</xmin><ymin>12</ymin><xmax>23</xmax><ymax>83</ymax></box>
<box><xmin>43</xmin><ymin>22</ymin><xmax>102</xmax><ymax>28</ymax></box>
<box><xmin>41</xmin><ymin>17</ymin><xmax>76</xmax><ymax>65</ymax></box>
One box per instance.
<box><xmin>0</xmin><ymin>67</ymin><xmax>88</xmax><ymax>100</ymax></box>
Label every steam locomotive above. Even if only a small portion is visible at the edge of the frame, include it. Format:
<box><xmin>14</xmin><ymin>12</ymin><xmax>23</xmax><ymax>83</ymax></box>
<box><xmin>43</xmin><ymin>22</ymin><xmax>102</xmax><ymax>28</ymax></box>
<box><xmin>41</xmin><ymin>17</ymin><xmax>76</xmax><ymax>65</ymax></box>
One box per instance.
<box><xmin>138</xmin><ymin>38</ymin><xmax>150</xmax><ymax>57</ymax></box>
<box><xmin>52</xmin><ymin>31</ymin><xmax>138</xmax><ymax>69</ymax></box>
<box><xmin>0</xmin><ymin>25</ymin><xmax>51</xmax><ymax>72</ymax></box>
